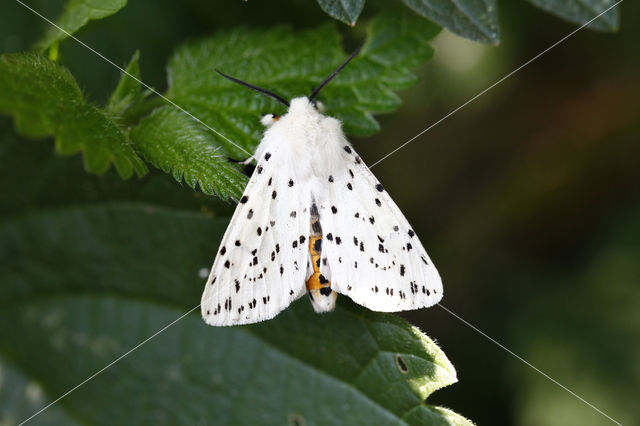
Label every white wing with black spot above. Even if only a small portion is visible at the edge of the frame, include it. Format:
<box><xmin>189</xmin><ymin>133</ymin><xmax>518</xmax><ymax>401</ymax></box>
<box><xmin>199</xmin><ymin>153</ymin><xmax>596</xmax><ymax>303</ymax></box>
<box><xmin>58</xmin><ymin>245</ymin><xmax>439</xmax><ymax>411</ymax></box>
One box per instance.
<box><xmin>314</xmin><ymin>144</ymin><xmax>443</xmax><ymax>312</ymax></box>
<box><xmin>201</xmin><ymin>147</ymin><xmax>311</xmax><ymax>326</ymax></box>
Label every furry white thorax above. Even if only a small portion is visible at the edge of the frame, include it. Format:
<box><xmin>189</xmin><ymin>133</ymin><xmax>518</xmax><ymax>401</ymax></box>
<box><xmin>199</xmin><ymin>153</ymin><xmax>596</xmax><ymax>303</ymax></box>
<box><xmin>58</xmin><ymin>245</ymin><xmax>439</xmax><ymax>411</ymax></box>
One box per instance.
<box><xmin>256</xmin><ymin>97</ymin><xmax>348</xmax><ymax>181</ymax></box>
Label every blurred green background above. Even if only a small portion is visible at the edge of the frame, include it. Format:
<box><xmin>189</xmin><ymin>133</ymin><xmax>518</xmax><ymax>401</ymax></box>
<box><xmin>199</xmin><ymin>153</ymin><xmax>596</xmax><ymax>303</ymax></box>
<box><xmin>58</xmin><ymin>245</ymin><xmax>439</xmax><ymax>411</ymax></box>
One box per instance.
<box><xmin>1</xmin><ymin>1</ymin><xmax>638</xmax><ymax>425</ymax></box>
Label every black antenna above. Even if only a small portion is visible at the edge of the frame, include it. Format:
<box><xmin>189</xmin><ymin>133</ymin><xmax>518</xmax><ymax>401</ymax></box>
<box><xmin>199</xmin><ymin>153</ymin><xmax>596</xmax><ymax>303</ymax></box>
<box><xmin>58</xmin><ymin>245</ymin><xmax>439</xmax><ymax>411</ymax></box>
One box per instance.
<box><xmin>309</xmin><ymin>43</ymin><xmax>364</xmax><ymax>100</ymax></box>
<box><xmin>215</xmin><ymin>70</ymin><xmax>290</xmax><ymax>107</ymax></box>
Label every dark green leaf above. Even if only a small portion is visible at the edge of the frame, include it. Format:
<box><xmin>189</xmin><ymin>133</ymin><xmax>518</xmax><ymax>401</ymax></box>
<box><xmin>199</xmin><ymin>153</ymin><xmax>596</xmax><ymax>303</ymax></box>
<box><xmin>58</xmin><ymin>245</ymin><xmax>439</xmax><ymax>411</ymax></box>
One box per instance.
<box><xmin>316</xmin><ymin>0</ymin><xmax>366</xmax><ymax>26</ymax></box>
<box><xmin>130</xmin><ymin>11</ymin><xmax>439</xmax><ymax>201</ymax></box>
<box><xmin>130</xmin><ymin>106</ymin><xmax>248</xmax><ymax>200</ymax></box>
<box><xmin>525</xmin><ymin>0</ymin><xmax>620</xmax><ymax>32</ymax></box>
<box><xmin>401</xmin><ymin>0</ymin><xmax>499</xmax><ymax>44</ymax></box>
<box><xmin>163</xmin><ymin>11</ymin><xmax>439</xmax><ymax>163</ymax></box>
<box><xmin>35</xmin><ymin>0</ymin><xmax>129</xmax><ymax>52</ymax></box>
<box><xmin>0</xmin><ymin>203</ymin><xmax>471</xmax><ymax>425</ymax></box>
<box><xmin>0</xmin><ymin>53</ymin><xmax>147</xmax><ymax>179</ymax></box>
<box><xmin>324</xmin><ymin>12</ymin><xmax>440</xmax><ymax>134</ymax></box>
<box><xmin>0</xmin><ymin>120</ymin><xmax>233</xmax><ymax>218</ymax></box>
<box><xmin>0</xmin><ymin>361</ymin><xmax>79</xmax><ymax>425</ymax></box>
<box><xmin>105</xmin><ymin>50</ymin><xmax>149</xmax><ymax>117</ymax></box>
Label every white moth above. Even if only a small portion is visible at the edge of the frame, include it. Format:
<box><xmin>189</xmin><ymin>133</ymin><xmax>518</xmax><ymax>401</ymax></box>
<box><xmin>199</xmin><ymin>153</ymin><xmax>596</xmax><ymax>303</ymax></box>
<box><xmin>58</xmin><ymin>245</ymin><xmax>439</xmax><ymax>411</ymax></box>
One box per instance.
<box><xmin>201</xmin><ymin>51</ymin><xmax>442</xmax><ymax>326</ymax></box>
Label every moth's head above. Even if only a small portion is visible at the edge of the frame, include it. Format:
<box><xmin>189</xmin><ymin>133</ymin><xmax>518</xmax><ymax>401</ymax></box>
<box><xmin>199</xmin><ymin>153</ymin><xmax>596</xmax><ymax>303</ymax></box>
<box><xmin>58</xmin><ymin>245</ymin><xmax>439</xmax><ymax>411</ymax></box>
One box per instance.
<box><xmin>260</xmin><ymin>97</ymin><xmax>325</xmax><ymax>127</ymax></box>
<box><xmin>215</xmin><ymin>43</ymin><xmax>362</xmax><ymax>128</ymax></box>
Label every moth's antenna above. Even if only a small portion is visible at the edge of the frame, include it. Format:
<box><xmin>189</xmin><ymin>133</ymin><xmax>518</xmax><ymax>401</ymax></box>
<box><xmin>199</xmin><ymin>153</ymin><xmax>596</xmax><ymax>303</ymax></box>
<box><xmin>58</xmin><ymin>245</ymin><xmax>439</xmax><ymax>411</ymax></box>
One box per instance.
<box><xmin>216</xmin><ymin>70</ymin><xmax>290</xmax><ymax>107</ymax></box>
<box><xmin>309</xmin><ymin>43</ymin><xmax>364</xmax><ymax>100</ymax></box>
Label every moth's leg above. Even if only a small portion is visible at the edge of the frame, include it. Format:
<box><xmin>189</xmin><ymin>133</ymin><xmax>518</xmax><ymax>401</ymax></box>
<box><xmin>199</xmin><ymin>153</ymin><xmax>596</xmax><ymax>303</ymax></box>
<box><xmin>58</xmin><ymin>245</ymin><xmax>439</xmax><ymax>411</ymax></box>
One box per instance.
<box><xmin>241</xmin><ymin>155</ymin><xmax>256</xmax><ymax>165</ymax></box>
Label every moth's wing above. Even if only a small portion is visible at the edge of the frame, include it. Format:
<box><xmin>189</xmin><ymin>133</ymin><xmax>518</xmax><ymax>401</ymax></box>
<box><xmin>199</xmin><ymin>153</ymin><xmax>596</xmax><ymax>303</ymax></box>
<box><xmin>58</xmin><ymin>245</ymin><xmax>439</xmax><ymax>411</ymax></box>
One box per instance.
<box><xmin>316</xmin><ymin>145</ymin><xmax>442</xmax><ymax>312</ymax></box>
<box><xmin>201</xmin><ymin>148</ymin><xmax>311</xmax><ymax>326</ymax></box>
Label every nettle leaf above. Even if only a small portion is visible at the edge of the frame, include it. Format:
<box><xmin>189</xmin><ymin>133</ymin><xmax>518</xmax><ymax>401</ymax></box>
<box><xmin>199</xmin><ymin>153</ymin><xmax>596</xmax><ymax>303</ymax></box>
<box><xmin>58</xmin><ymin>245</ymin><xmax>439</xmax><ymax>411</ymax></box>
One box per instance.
<box><xmin>316</xmin><ymin>0</ymin><xmax>365</xmax><ymax>26</ymax></box>
<box><xmin>161</xmin><ymin>11</ymin><xmax>438</xmax><ymax>156</ymax></box>
<box><xmin>525</xmin><ymin>0</ymin><xmax>620</xmax><ymax>32</ymax></box>
<box><xmin>323</xmin><ymin>13</ymin><xmax>440</xmax><ymax>133</ymax></box>
<box><xmin>35</xmin><ymin>0</ymin><xmax>129</xmax><ymax>52</ymax></box>
<box><xmin>131</xmin><ymin>106</ymin><xmax>248</xmax><ymax>200</ymax></box>
<box><xmin>0</xmin><ymin>203</ymin><xmax>471</xmax><ymax>425</ymax></box>
<box><xmin>127</xmin><ymin>12</ymin><xmax>439</xmax><ymax>201</ymax></box>
<box><xmin>401</xmin><ymin>0</ymin><xmax>499</xmax><ymax>44</ymax></box>
<box><xmin>0</xmin><ymin>53</ymin><xmax>147</xmax><ymax>179</ymax></box>
<box><xmin>0</xmin><ymin>126</ymin><xmax>235</xmax><ymax>219</ymax></box>
<box><xmin>105</xmin><ymin>50</ymin><xmax>149</xmax><ymax>117</ymax></box>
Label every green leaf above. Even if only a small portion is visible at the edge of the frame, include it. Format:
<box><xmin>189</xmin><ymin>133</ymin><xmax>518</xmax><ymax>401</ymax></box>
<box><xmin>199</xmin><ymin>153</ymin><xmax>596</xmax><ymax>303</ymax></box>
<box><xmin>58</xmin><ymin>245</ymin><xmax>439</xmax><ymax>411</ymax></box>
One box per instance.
<box><xmin>0</xmin><ymin>203</ymin><xmax>471</xmax><ymax>425</ymax></box>
<box><xmin>0</xmin><ymin>361</ymin><xmax>80</xmax><ymax>425</ymax></box>
<box><xmin>316</xmin><ymin>0</ymin><xmax>365</xmax><ymax>26</ymax></box>
<box><xmin>130</xmin><ymin>106</ymin><xmax>248</xmax><ymax>200</ymax></box>
<box><xmin>325</xmin><ymin>12</ymin><xmax>440</xmax><ymax>134</ymax></box>
<box><xmin>105</xmin><ymin>50</ymin><xmax>149</xmax><ymax>117</ymax></box>
<box><xmin>401</xmin><ymin>0</ymin><xmax>500</xmax><ymax>44</ymax></box>
<box><xmin>0</xmin><ymin>53</ymin><xmax>147</xmax><ymax>179</ymax></box>
<box><xmin>162</xmin><ymin>11</ymin><xmax>439</xmax><ymax>163</ymax></box>
<box><xmin>525</xmin><ymin>0</ymin><xmax>620</xmax><ymax>32</ymax></box>
<box><xmin>131</xmin><ymin>11</ymin><xmax>439</xmax><ymax>201</ymax></box>
<box><xmin>0</xmin><ymin>121</ymin><xmax>233</xmax><ymax>218</ymax></box>
<box><xmin>35</xmin><ymin>0</ymin><xmax>129</xmax><ymax>52</ymax></box>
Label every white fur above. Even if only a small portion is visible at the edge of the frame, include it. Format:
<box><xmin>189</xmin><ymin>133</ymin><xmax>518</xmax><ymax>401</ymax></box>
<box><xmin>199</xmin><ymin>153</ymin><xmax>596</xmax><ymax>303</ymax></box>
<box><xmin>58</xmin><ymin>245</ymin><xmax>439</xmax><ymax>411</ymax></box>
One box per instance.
<box><xmin>201</xmin><ymin>97</ymin><xmax>442</xmax><ymax>326</ymax></box>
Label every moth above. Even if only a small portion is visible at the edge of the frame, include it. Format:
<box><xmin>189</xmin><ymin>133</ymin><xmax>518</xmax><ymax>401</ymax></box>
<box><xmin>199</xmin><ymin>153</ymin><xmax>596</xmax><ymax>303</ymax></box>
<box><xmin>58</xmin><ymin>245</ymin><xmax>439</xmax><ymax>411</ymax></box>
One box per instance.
<box><xmin>201</xmin><ymin>47</ymin><xmax>442</xmax><ymax>326</ymax></box>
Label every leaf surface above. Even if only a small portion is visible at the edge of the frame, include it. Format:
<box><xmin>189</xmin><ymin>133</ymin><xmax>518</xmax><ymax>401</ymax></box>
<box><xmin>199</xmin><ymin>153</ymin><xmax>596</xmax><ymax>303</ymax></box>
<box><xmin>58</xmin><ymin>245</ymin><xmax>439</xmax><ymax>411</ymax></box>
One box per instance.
<box><xmin>0</xmin><ymin>53</ymin><xmax>147</xmax><ymax>179</ymax></box>
<box><xmin>131</xmin><ymin>105</ymin><xmax>248</xmax><ymax>200</ymax></box>
<box><xmin>525</xmin><ymin>0</ymin><xmax>620</xmax><ymax>32</ymax></box>
<box><xmin>36</xmin><ymin>0</ymin><xmax>129</xmax><ymax>52</ymax></box>
<box><xmin>316</xmin><ymin>0</ymin><xmax>366</xmax><ymax>25</ymax></box>
<box><xmin>0</xmin><ymin>202</ymin><xmax>470</xmax><ymax>425</ymax></box>
<box><xmin>401</xmin><ymin>0</ymin><xmax>499</xmax><ymax>44</ymax></box>
<box><xmin>162</xmin><ymin>11</ymin><xmax>439</xmax><ymax>156</ymax></box>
